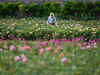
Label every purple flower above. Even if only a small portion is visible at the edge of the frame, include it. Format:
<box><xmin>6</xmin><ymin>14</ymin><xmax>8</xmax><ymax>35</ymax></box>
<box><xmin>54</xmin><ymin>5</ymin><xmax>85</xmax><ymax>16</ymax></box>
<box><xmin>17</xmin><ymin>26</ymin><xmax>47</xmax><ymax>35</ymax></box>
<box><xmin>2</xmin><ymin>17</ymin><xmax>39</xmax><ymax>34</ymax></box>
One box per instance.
<box><xmin>61</xmin><ymin>57</ymin><xmax>67</xmax><ymax>64</ymax></box>
<box><xmin>9</xmin><ymin>45</ymin><xmax>15</xmax><ymax>51</ymax></box>
<box><xmin>14</xmin><ymin>56</ymin><xmax>20</xmax><ymax>62</ymax></box>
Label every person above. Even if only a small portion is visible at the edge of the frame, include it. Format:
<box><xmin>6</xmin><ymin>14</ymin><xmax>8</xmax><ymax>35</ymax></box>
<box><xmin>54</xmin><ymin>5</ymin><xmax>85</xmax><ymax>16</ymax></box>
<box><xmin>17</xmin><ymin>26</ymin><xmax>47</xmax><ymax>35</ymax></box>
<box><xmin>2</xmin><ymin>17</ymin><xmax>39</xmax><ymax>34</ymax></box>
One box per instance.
<box><xmin>47</xmin><ymin>12</ymin><xmax>57</xmax><ymax>26</ymax></box>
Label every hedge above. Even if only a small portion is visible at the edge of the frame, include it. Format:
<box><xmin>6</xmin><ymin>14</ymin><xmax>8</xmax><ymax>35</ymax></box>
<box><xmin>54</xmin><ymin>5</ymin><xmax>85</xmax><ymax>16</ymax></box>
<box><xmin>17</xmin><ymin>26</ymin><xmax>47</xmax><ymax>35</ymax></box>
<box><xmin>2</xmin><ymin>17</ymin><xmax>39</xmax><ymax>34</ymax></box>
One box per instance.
<box><xmin>0</xmin><ymin>1</ymin><xmax>100</xmax><ymax>19</ymax></box>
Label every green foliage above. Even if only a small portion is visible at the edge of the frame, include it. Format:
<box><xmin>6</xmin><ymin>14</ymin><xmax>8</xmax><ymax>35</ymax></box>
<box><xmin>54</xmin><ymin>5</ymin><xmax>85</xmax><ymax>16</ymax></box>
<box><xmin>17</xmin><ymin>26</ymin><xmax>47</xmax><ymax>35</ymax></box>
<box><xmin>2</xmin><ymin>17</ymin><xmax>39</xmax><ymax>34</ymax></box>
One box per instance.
<box><xmin>0</xmin><ymin>18</ymin><xmax>100</xmax><ymax>40</ymax></box>
<box><xmin>95</xmin><ymin>1</ymin><xmax>100</xmax><ymax>7</ymax></box>
<box><xmin>61</xmin><ymin>1</ymin><xmax>74</xmax><ymax>19</ymax></box>
<box><xmin>0</xmin><ymin>1</ymin><xmax>100</xmax><ymax>19</ymax></box>
<box><xmin>0</xmin><ymin>3</ymin><xmax>7</xmax><ymax>16</ymax></box>
<box><xmin>25</xmin><ymin>3</ymin><xmax>40</xmax><ymax>17</ymax></box>
<box><xmin>7</xmin><ymin>2</ymin><xmax>18</xmax><ymax>16</ymax></box>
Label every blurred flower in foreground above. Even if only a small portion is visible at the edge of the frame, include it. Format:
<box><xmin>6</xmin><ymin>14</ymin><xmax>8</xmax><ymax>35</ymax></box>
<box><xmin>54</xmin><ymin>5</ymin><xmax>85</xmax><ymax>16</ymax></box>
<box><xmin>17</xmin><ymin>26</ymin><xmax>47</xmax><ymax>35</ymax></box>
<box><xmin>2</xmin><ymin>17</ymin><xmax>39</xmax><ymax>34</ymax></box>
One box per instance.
<box><xmin>56</xmin><ymin>40</ymin><xmax>61</xmax><ymax>45</ymax></box>
<box><xmin>49</xmin><ymin>39</ymin><xmax>55</xmax><ymax>43</ymax></box>
<box><xmin>39</xmin><ymin>48</ymin><xmax>44</xmax><ymax>55</ymax></box>
<box><xmin>86</xmin><ymin>45</ymin><xmax>91</xmax><ymax>49</ymax></box>
<box><xmin>93</xmin><ymin>42</ymin><xmax>97</xmax><ymax>48</ymax></box>
<box><xmin>42</xmin><ymin>41</ymin><xmax>48</xmax><ymax>46</ymax></box>
<box><xmin>9</xmin><ymin>45</ymin><xmax>16</xmax><ymax>51</ymax></box>
<box><xmin>56</xmin><ymin>45</ymin><xmax>62</xmax><ymax>50</ymax></box>
<box><xmin>61</xmin><ymin>57</ymin><xmax>67</xmax><ymax>64</ymax></box>
<box><xmin>46</xmin><ymin>47</ymin><xmax>51</xmax><ymax>51</ymax></box>
<box><xmin>21</xmin><ymin>54</ymin><xmax>28</xmax><ymax>62</ymax></box>
<box><xmin>40</xmin><ymin>61</ymin><xmax>45</xmax><ymax>65</ymax></box>
<box><xmin>14</xmin><ymin>56</ymin><xmax>20</xmax><ymax>62</ymax></box>
<box><xmin>24</xmin><ymin>45</ymin><xmax>31</xmax><ymax>51</ymax></box>
<box><xmin>22</xmin><ymin>57</ymin><xmax>28</xmax><ymax>62</ymax></box>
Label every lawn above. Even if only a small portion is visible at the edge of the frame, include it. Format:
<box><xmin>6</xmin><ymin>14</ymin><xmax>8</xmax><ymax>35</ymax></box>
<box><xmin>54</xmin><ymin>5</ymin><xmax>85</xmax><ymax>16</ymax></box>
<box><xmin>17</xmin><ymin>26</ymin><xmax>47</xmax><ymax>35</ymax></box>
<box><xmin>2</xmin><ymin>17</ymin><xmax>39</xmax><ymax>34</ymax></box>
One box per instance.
<box><xmin>0</xmin><ymin>18</ymin><xmax>100</xmax><ymax>75</ymax></box>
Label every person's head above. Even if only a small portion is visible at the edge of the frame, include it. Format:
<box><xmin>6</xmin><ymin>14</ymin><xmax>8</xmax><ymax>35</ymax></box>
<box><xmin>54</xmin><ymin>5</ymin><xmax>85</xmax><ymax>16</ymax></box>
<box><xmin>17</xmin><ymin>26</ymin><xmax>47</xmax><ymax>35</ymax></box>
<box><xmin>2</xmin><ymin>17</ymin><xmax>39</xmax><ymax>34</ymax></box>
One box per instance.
<box><xmin>50</xmin><ymin>12</ymin><xmax>54</xmax><ymax>17</ymax></box>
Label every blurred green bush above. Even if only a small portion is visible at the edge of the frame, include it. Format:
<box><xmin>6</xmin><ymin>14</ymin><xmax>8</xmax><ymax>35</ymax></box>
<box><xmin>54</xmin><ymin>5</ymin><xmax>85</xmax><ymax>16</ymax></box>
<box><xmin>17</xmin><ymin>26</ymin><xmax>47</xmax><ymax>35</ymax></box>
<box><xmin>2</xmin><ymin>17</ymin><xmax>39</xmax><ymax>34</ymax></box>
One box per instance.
<box><xmin>0</xmin><ymin>1</ymin><xmax>100</xmax><ymax>19</ymax></box>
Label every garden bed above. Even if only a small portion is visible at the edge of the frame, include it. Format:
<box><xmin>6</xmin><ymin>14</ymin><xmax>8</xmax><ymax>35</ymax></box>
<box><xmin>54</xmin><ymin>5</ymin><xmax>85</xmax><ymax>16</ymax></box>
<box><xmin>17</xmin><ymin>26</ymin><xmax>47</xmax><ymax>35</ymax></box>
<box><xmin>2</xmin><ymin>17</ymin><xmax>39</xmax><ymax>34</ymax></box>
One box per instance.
<box><xmin>0</xmin><ymin>38</ymin><xmax>100</xmax><ymax>75</ymax></box>
<box><xmin>0</xmin><ymin>18</ymin><xmax>100</xmax><ymax>40</ymax></box>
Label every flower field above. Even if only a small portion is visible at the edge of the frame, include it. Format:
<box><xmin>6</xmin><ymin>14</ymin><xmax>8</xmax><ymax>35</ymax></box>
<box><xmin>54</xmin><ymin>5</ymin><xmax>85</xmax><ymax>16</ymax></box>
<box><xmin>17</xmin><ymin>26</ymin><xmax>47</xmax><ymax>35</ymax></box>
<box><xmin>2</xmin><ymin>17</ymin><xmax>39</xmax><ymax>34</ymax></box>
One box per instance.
<box><xmin>0</xmin><ymin>38</ymin><xmax>100</xmax><ymax>75</ymax></box>
<box><xmin>0</xmin><ymin>18</ymin><xmax>100</xmax><ymax>40</ymax></box>
<box><xmin>0</xmin><ymin>18</ymin><xmax>100</xmax><ymax>75</ymax></box>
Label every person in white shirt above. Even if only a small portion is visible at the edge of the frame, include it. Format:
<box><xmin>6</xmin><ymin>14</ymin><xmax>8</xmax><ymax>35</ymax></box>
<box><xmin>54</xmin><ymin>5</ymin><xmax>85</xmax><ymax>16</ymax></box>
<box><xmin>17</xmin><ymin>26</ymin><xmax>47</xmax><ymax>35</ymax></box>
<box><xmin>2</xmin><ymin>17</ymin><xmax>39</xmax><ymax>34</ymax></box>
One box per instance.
<box><xmin>47</xmin><ymin>12</ymin><xmax>57</xmax><ymax>26</ymax></box>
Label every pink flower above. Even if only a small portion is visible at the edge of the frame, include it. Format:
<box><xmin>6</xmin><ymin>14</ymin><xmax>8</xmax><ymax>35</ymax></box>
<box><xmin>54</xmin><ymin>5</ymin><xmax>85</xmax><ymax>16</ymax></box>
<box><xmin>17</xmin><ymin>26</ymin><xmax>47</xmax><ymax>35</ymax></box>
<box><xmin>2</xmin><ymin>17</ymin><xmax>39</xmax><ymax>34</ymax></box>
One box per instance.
<box><xmin>61</xmin><ymin>57</ymin><xmax>67</xmax><ymax>64</ymax></box>
<box><xmin>40</xmin><ymin>41</ymin><xmax>43</xmax><ymax>46</ymax></box>
<box><xmin>76</xmin><ymin>37</ymin><xmax>81</xmax><ymax>42</ymax></box>
<box><xmin>39</xmin><ymin>48</ymin><xmax>44</xmax><ymax>55</ymax></box>
<box><xmin>94</xmin><ymin>45</ymin><xmax>97</xmax><ymax>48</ymax></box>
<box><xmin>14</xmin><ymin>38</ymin><xmax>18</xmax><ymax>41</ymax></box>
<box><xmin>89</xmin><ymin>40</ymin><xmax>96</xmax><ymax>43</ymax></box>
<box><xmin>14</xmin><ymin>56</ymin><xmax>20</xmax><ymax>62</ymax></box>
<box><xmin>93</xmin><ymin>42</ymin><xmax>96</xmax><ymax>46</ymax></box>
<box><xmin>40</xmin><ymin>61</ymin><xmax>44</xmax><ymax>65</ymax></box>
<box><xmin>56</xmin><ymin>46</ymin><xmax>62</xmax><ymax>50</ymax></box>
<box><xmin>83</xmin><ymin>42</ymin><xmax>88</xmax><ymax>45</ymax></box>
<box><xmin>22</xmin><ymin>57</ymin><xmax>28</xmax><ymax>62</ymax></box>
<box><xmin>36</xmin><ymin>45</ymin><xmax>41</xmax><ymax>49</ymax></box>
<box><xmin>9</xmin><ymin>45</ymin><xmax>15</xmax><ymax>51</ymax></box>
<box><xmin>56</xmin><ymin>40</ymin><xmax>61</xmax><ymax>45</ymax></box>
<box><xmin>42</xmin><ymin>41</ymin><xmax>48</xmax><ymax>46</ymax></box>
<box><xmin>50</xmin><ymin>39</ymin><xmax>55</xmax><ymax>43</ymax></box>
<box><xmin>21</xmin><ymin>54</ymin><xmax>26</xmax><ymax>58</ymax></box>
<box><xmin>86</xmin><ymin>45</ymin><xmax>91</xmax><ymax>49</ymax></box>
<box><xmin>24</xmin><ymin>45</ymin><xmax>31</xmax><ymax>51</ymax></box>
<box><xmin>46</xmin><ymin>47</ymin><xmax>51</xmax><ymax>51</ymax></box>
<box><xmin>8</xmin><ymin>34</ymin><xmax>14</xmax><ymax>39</ymax></box>
<box><xmin>21</xmin><ymin>54</ymin><xmax>28</xmax><ymax>62</ymax></box>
